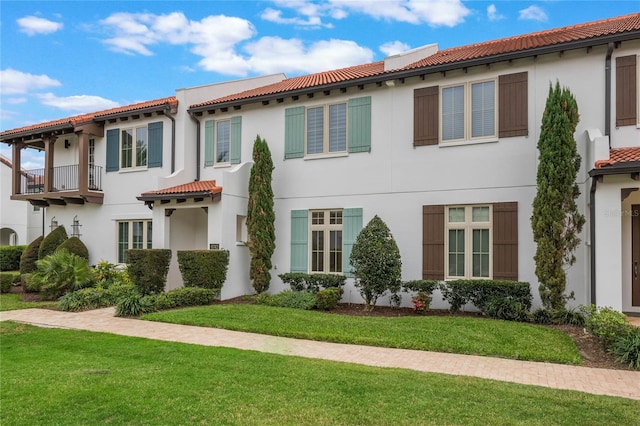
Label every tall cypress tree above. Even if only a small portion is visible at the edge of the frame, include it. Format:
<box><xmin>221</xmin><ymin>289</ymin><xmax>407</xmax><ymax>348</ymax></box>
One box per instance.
<box><xmin>246</xmin><ymin>135</ymin><xmax>275</xmax><ymax>293</ymax></box>
<box><xmin>531</xmin><ymin>82</ymin><xmax>585</xmax><ymax>310</ymax></box>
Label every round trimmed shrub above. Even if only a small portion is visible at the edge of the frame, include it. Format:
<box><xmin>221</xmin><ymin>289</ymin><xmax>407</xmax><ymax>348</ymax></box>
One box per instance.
<box><xmin>20</xmin><ymin>236</ymin><xmax>43</xmax><ymax>274</ymax></box>
<box><xmin>1</xmin><ymin>245</ymin><xmax>26</xmax><ymax>271</ymax></box>
<box><xmin>56</xmin><ymin>237</ymin><xmax>89</xmax><ymax>260</ymax></box>
<box><xmin>315</xmin><ymin>287</ymin><xmax>341</xmax><ymax>311</ymax></box>
<box><xmin>38</xmin><ymin>226</ymin><xmax>68</xmax><ymax>260</ymax></box>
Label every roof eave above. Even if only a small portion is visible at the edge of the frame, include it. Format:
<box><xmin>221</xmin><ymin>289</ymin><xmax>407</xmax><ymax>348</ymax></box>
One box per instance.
<box><xmin>0</xmin><ymin>122</ymin><xmax>77</xmax><ymax>144</ymax></box>
<box><xmin>94</xmin><ymin>103</ymin><xmax>174</xmax><ymax>122</ymax></box>
<box><xmin>136</xmin><ymin>190</ymin><xmax>222</xmax><ymax>202</ymax></box>
<box><xmin>188</xmin><ymin>30</ymin><xmax>640</xmax><ymax>113</ymax></box>
<box><xmin>589</xmin><ymin>161</ymin><xmax>640</xmax><ymax>177</ymax></box>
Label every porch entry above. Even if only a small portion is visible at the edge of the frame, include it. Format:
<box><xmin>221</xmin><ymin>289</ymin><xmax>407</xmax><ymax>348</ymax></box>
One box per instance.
<box><xmin>633</xmin><ymin>205</ymin><xmax>640</xmax><ymax>306</ymax></box>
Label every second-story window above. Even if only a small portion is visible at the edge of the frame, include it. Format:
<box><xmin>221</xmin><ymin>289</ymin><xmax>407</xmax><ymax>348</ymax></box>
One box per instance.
<box><xmin>306</xmin><ymin>103</ymin><xmax>347</xmax><ymax>155</ymax></box>
<box><xmin>441</xmin><ymin>79</ymin><xmax>496</xmax><ymax>143</ymax></box>
<box><xmin>121</xmin><ymin>126</ymin><xmax>148</xmax><ymax>168</ymax></box>
<box><xmin>216</xmin><ymin>120</ymin><xmax>230</xmax><ymax>163</ymax></box>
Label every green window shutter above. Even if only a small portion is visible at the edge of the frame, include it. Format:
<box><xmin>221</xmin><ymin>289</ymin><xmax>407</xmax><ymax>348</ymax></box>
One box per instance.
<box><xmin>147</xmin><ymin>121</ymin><xmax>163</xmax><ymax>168</ymax></box>
<box><xmin>106</xmin><ymin>128</ymin><xmax>119</xmax><ymax>172</ymax></box>
<box><xmin>204</xmin><ymin>120</ymin><xmax>214</xmax><ymax>167</ymax></box>
<box><xmin>348</xmin><ymin>96</ymin><xmax>371</xmax><ymax>153</ymax></box>
<box><xmin>342</xmin><ymin>208</ymin><xmax>363</xmax><ymax>277</ymax></box>
<box><xmin>230</xmin><ymin>116</ymin><xmax>242</xmax><ymax>164</ymax></box>
<box><xmin>285</xmin><ymin>107</ymin><xmax>305</xmax><ymax>159</ymax></box>
<box><xmin>290</xmin><ymin>210</ymin><xmax>308</xmax><ymax>272</ymax></box>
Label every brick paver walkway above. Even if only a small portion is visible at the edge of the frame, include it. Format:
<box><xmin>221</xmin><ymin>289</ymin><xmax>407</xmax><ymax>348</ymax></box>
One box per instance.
<box><xmin>2</xmin><ymin>308</ymin><xmax>639</xmax><ymax>401</ymax></box>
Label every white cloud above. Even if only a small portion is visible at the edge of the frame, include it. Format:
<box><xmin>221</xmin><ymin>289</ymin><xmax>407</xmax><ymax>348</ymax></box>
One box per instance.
<box><xmin>99</xmin><ymin>11</ymin><xmax>372</xmax><ymax>76</ymax></box>
<box><xmin>36</xmin><ymin>93</ymin><xmax>119</xmax><ymax>112</ymax></box>
<box><xmin>519</xmin><ymin>5</ymin><xmax>548</xmax><ymax>22</ymax></box>
<box><xmin>380</xmin><ymin>41</ymin><xmax>411</xmax><ymax>56</ymax></box>
<box><xmin>0</xmin><ymin>69</ymin><xmax>61</xmax><ymax>95</ymax></box>
<box><xmin>5</xmin><ymin>97</ymin><xmax>28</xmax><ymax>105</ymax></box>
<box><xmin>261</xmin><ymin>7</ymin><xmax>325</xmax><ymax>27</ymax></box>
<box><xmin>328</xmin><ymin>0</ymin><xmax>470</xmax><ymax>26</ymax></box>
<box><xmin>17</xmin><ymin>15</ymin><xmax>64</xmax><ymax>36</ymax></box>
<box><xmin>243</xmin><ymin>37</ymin><xmax>374</xmax><ymax>74</ymax></box>
<box><xmin>487</xmin><ymin>4</ymin><xmax>504</xmax><ymax>21</ymax></box>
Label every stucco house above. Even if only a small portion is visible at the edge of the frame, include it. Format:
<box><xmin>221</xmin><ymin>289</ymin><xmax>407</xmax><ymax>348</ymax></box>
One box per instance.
<box><xmin>1</xmin><ymin>13</ymin><xmax>639</xmax><ymax>312</ymax></box>
<box><xmin>0</xmin><ymin>155</ymin><xmax>43</xmax><ymax>246</ymax></box>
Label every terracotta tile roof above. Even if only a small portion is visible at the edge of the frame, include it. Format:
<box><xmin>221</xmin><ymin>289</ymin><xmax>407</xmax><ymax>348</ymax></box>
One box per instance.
<box><xmin>1</xmin><ymin>96</ymin><xmax>177</xmax><ymax>139</ymax></box>
<box><xmin>191</xmin><ymin>62</ymin><xmax>385</xmax><ymax>108</ymax></box>
<box><xmin>404</xmin><ymin>13</ymin><xmax>640</xmax><ymax>70</ymax></box>
<box><xmin>191</xmin><ymin>13</ymin><xmax>640</xmax><ymax>109</ymax></box>
<box><xmin>595</xmin><ymin>147</ymin><xmax>640</xmax><ymax>168</ymax></box>
<box><xmin>93</xmin><ymin>96</ymin><xmax>178</xmax><ymax>118</ymax></box>
<box><xmin>140</xmin><ymin>180</ymin><xmax>222</xmax><ymax>196</ymax></box>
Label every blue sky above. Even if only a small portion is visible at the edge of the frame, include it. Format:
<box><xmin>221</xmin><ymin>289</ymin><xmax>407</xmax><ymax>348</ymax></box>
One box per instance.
<box><xmin>1</xmin><ymin>1</ymin><xmax>639</xmax><ymax>167</ymax></box>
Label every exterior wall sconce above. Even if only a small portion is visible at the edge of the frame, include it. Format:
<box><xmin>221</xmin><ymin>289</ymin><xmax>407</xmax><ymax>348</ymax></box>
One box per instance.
<box><xmin>71</xmin><ymin>215</ymin><xmax>82</xmax><ymax>237</ymax></box>
<box><xmin>50</xmin><ymin>216</ymin><xmax>58</xmax><ymax>232</ymax></box>
<box><xmin>64</xmin><ymin>139</ymin><xmax>70</xmax><ymax>149</ymax></box>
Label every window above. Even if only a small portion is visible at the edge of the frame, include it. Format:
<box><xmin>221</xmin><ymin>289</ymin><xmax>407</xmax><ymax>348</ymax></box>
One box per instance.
<box><xmin>290</xmin><ymin>208</ymin><xmax>362</xmax><ymax>276</ymax></box>
<box><xmin>284</xmin><ymin>96</ymin><xmax>371</xmax><ymax>159</ymax></box>
<box><xmin>121</xmin><ymin>126</ymin><xmax>148</xmax><ymax>168</ymax></box>
<box><xmin>310</xmin><ymin>210</ymin><xmax>343</xmax><ymax>273</ymax></box>
<box><xmin>117</xmin><ymin>220</ymin><xmax>152</xmax><ymax>263</ymax></box>
<box><xmin>445</xmin><ymin>205</ymin><xmax>491</xmax><ymax>279</ymax></box>
<box><xmin>413</xmin><ymin>72</ymin><xmax>527</xmax><ymax>147</ymax></box>
<box><xmin>441</xmin><ymin>80</ymin><xmax>496</xmax><ymax>142</ymax></box>
<box><xmin>89</xmin><ymin>138</ymin><xmax>96</xmax><ymax>188</ymax></box>
<box><xmin>204</xmin><ymin>117</ymin><xmax>242</xmax><ymax>166</ymax></box>
<box><xmin>307</xmin><ymin>103</ymin><xmax>347</xmax><ymax>155</ymax></box>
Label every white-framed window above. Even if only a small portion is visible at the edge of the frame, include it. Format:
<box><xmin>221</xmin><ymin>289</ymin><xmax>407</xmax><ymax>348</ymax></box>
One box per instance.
<box><xmin>216</xmin><ymin>120</ymin><xmax>230</xmax><ymax>164</ymax></box>
<box><xmin>445</xmin><ymin>205</ymin><xmax>492</xmax><ymax>279</ymax></box>
<box><xmin>309</xmin><ymin>209</ymin><xmax>343</xmax><ymax>273</ymax></box>
<box><xmin>306</xmin><ymin>103</ymin><xmax>347</xmax><ymax>155</ymax></box>
<box><xmin>117</xmin><ymin>220</ymin><xmax>152</xmax><ymax>263</ymax></box>
<box><xmin>121</xmin><ymin>126</ymin><xmax>148</xmax><ymax>169</ymax></box>
<box><xmin>441</xmin><ymin>79</ymin><xmax>496</xmax><ymax>142</ymax></box>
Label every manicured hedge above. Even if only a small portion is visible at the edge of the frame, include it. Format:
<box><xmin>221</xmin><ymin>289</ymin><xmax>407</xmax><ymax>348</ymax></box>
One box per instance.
<box><xmin>20</xmin><ymin>236</ymin><xmax>43</xmax><ymax>274</ymax></box>
<box><xmin>126</xmin><ymin>249</ymin><xmax>172</xmax><ymax>295</ymax></box>
<box><xmin>0</xmin><ymin>245</ymin><xmax>26</xmax><ymax>271</ymax></box>
<box><xmin>438</xmin><ymin>280</ymin><xmax>532</xmax><ymax>313</ymax></box>
<box><xmin>115</xmin><ymin>287</ymin><xmax>218</xmax><ymax>317</ymax></box>
<box><xmin>56</xmin><ymin>237</ymin><xmax>89</xmax><ymax>260</ymax></box>
<box><xmin>38</xmin><ymin>226</ymin><xmax>68</xmax><ymax>260</ymax></box>
<box><xmin>177</xmin><ymin>250</ymin><xmax>229</xmax><ymax>290</ymax></box>
<box><xmin>0</xmin><ymin>271</ymin><xmax>20</xmax><ymax>293</ymax></box>
<box><xmin>402</xmin><ymin>279</ymin><xmax>439</xmax><ymax>294</ymax></box>
<box><xmin>278</xmin><ymin>272</ymin><xmax>346</xmax><ymax>293</ymax></box>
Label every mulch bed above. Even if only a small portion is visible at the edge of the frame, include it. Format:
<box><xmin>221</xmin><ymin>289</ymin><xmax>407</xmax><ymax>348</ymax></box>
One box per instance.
<box><xmin>9</xmin><ymin>286</ymin><xmax>630</xmax><ymax>370</ymax></box>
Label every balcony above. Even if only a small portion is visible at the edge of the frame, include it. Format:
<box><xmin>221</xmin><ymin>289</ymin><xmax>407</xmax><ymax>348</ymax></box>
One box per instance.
<box><xmin>13</xmin><ymin>164</ymin><xmax>104</xmax><ymax>206</ymax></box>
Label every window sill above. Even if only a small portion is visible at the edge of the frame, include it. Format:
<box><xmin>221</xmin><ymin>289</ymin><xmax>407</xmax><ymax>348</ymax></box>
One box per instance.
<box><xmin>213</xmin><ymin>163</ymin><xmax>232</xmax><ymax>169</ymax></box>
<box><xmin>304</xmin><ymin>152</ymin><xmax>348</xmax><ymax>161</ymax></box>
<box><xmin>439</xmin><ymin>138</ymin><xmax>498</xmax><ymax>148</ymax></box>
<box><xmin>119</xmin><ymin>167</ymin><xmax>148</xmax><ymax>174</ymax></box>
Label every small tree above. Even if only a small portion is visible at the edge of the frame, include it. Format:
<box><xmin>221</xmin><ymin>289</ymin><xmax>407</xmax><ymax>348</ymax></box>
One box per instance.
<box><xmin>531</xmin><ymin>81</ymin><xmax>585</xmax><ymax>310</ymax></box>
<box><xmin>349</xmin><ymin>215</ymin><xmax>402</xmax><ymax>311</ymax></box>
<box><xmin>246</xmin><ymin>135</ymin><xmax>275</xmax><ymax>294</ymax></box>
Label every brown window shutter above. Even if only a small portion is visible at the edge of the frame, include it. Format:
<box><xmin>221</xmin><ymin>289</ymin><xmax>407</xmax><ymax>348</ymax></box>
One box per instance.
<box><xmin>498</xmin><ymin>72</ymin><xmax>528</xmax><ymax>138</ymax></box>
<box><xmin>423</xmin><ymin>205</ymin><xmax>444</xmax><ymax>279</ymax></box>
<box><xmin>616</xmin><ymin>55</ymin><xmax>637</xmax><ymax>127</ymax></box>
<box><xmin>492</xmin><ymin>202</ymin><xmax>518</xmax><ymax>280</ymax></box>
<box><xmin>414</xmin><ymin>86</ymin><xmax>439</xmax><ymax>146</ymax></box>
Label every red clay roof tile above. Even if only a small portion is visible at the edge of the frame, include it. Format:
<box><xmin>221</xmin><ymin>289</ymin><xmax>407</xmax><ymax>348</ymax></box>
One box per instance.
<box><xmin>1</xmin><ymin>97</ymin><xmax>177</xmax><ymax>138</ymax></box>
<box><xmin>191</xmin><ymin>13</ymin><xmax>640</xmax><ymax>109</ymax></box>
<box><xmin>141</xmin><ymin>180</ymin><xmax>222</xmax><ymax>196</ymax></box>
<box><xmin>595</xmin><ymin>147</ymin><xmax>640</xmax><ymax>168</ymax></box>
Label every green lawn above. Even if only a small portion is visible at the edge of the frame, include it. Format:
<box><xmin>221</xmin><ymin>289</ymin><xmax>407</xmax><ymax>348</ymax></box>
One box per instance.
<box><xmin>0</xmin><ymin>293</ymin><xmax>57</xmax><ymax>311</ymax></box>
<box><xmin>142</xmin><ymin>304</ymin><xmax>581</xmax><ymax>364</ymax></box>
<box><xmin>1</xmin><ymin>322</ymin><xmax>637</xmax><ymax>425</ymax></box>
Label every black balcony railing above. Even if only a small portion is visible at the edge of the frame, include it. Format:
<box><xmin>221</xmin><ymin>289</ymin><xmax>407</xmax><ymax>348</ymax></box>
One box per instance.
<box><xmin>20</xmin><ymin>164</ymin><xmax>103</xmax><ymax>194</ymax></box>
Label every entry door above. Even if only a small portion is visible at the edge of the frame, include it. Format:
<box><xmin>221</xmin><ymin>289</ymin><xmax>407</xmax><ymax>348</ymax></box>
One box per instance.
<box><xmin>633</xmin><ymin>205</ymin><xmax>640</xmax><ymax>306</ymax></box>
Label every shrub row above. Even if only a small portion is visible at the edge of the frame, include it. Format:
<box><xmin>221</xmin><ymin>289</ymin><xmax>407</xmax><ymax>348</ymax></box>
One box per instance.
<box><xmin>256</xmin><ymin>287</ymin><xmax>343</xmax><ymax>311</ymax></box>
<box><xmin>278</xmin><ymin>273</ymin><xmax>346</xmax><ymax>293</ymax></box>
<box><xmin>581</xmin><ymin>305</ymin><xmax>639</xmax><ymax>369</ymax></box>
<box><xmin>0</xmin><ymin>245</ymin><xmax>26</xmax><ymax>271</ymax></box>
<box><xmin>115</xmin><ymin>287</ymin><xmax>219</xmax><ymax>317</ymax></box>
<box><xmin>0</xmin><ymin>271</ymin><xmax>21</xmax><ymax>293</ymax></box>
<box><xmin>57</xmin><ymin>283</ymin><xmax>137</xmax><ymax>312</ymax></box>
<box><xmin>126</xmin><ymin>249</ymin><xmax>172</xmax><ymax>295</ymax></box>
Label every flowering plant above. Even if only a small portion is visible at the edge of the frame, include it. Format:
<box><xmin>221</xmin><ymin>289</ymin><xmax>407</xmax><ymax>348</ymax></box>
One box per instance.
<box><xmin>411</xmin><ymin>291</ymin><xmax>432</xmax><ymax>314</ymax></box>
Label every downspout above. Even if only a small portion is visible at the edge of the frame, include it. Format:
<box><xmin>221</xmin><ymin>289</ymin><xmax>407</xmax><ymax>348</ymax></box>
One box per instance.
<box><xmin>604</xmin><ymin>42</ymin><xmax>614</xmax><ymax>140</ymax></box>
<box><xmin>188</xmin><ymin>111</ymin><xmax>201</xmax><ymax>181</ymax></box>
<box><xmin>590</xmin><ymin>177</ymin><xmax>597</xmax><ymax>305</ymax></box>
<box><xmin>590</xmin><ymin>42</ymin><xmax>615</xmax><ymax>305</ymax></box>
<box><xmin>164</xmin><ymin>107</ymin><xmax>176</xmax><ymax>174</ymax></box>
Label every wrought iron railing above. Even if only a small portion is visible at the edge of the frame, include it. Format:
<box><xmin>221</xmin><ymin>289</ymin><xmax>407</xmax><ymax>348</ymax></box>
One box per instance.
<box><xmin>20</xmin><ymin>164</ymin><xmax>103</xmax><ymax>194</ymax></box>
